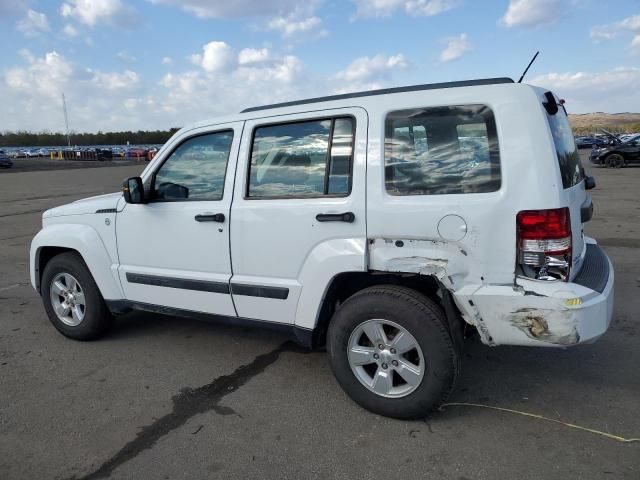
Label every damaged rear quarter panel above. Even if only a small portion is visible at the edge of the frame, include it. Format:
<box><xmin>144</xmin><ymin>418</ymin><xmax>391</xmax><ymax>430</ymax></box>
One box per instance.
<box><xmin>368</xmin><ymin>238</ymin><xmax>470</xmax><ymax>287</ymax></box>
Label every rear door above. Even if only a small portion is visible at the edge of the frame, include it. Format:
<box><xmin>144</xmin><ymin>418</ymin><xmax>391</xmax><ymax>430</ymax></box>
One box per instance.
<box><xmin>545</xmin><ymin>101</ymin><xmax>587</xmax><ymax>273</ymax></box>
<box><xmin>229</xmin><ymin>108</ymin><xmax>367</xmax><ymax>325</ymax></box>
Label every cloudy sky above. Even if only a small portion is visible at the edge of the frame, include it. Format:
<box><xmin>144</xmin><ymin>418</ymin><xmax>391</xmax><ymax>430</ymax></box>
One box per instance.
<box><xmin>1</xmin><ymin>0</ymin><xmax>639</xmax><ymax>132</ymax></box>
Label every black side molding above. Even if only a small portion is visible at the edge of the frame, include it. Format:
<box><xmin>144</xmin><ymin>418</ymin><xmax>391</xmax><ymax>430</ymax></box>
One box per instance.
<box><xmin>231</xmin><ymin>283</ymin><xmax>289</xmax><ymax>300</ymax></box>
<box><xmin>126</xmin><ymin>272</ymin><xmax>230</xmax><ymax>294</ymax></box>
<box><xmin>125</xmin><ymin>273</ymin><xmax>290</xmax><ymax>300</ymax></box>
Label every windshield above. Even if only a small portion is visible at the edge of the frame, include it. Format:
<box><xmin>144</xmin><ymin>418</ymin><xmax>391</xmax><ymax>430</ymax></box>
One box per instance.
<box><xmin>547</xmin><ymin>107</ymin><xmax>584</xmax><ymax>189</ymax></box>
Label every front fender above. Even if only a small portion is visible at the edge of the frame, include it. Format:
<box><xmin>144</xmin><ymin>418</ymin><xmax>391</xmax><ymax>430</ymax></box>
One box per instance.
<box><xmin>30</xmin><ymin>224</ymin><xmax>124</xmax><ymax>300</ymax></box>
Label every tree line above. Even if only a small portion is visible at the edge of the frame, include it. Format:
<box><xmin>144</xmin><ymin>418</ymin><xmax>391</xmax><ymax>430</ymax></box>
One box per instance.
<box><xmin>0</xmin><ymin>129</ymin><xmax>181</xmax><ymax>147</ymax></box>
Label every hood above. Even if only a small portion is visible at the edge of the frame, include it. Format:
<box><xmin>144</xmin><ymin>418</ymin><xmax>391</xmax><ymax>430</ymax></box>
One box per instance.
<box><xmin>44</xmin><ymin>192</ymin><xmax>122</xmax><ymax>218</ymax></box>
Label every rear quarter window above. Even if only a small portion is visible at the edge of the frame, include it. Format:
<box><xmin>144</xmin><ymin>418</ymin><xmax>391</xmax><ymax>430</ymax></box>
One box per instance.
<box><xmin>385</xmin><ymin>104</ymin><xmax>501</xmax><ymax>195</ymax></box>
<box><xmin>547</xmin><ymin>108</ymin><xmax>583</xmax><ymax>189</ymax></box>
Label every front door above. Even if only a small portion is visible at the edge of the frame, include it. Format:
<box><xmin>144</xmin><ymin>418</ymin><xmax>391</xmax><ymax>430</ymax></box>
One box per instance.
<box><xmin>116</xmin><ymin>122</ymin><xmax>243</xmax><ymax>316</ymax></box>
<box><xmin>230</xmin><ymin>108</ymin><xmax>368</xmax><ymax>326</ymax></box>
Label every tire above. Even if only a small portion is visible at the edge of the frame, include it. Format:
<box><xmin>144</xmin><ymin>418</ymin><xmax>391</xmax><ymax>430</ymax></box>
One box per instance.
<box><xmin>327</xmin><ymin>285</ymin><xmax>459</xmax><ymax>419</ymax></box>
<box><xmin>41</xmin><ymin>252</ymin><xmax>112</xmax><ymax>340</ymax></box>
<box><xmin>605</xmin><ymin>154</ymin><xmax>624</xmax><ymax>168</ymax></box>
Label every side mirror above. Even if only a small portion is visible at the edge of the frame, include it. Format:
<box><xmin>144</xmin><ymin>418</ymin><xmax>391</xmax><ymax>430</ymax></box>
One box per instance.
<box><xmin>123</xmin><ymin>177</ymin><xmax>146</xmax><ymax>204</ymax></box>
<box><xmin>585</xmin><ymin>175</ymin><xmax>596</xmax><ymax>190</ymax></box>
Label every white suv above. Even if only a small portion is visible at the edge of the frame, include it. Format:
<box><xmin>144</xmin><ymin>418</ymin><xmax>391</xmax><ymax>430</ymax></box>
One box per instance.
<box><xmin>30</xmin><ymin>78</ymin><xmax>614</xmax><ymax>419</ymax></box>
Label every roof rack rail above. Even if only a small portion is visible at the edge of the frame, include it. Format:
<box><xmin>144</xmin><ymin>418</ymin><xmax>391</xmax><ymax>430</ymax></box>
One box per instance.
<box><xmin>241</xmin><ymin>77</ymin><xmax>514</xmax><ymax>113</ymax></box>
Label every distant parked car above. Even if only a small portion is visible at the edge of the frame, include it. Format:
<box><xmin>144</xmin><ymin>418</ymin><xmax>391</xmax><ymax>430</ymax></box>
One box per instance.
<box><xmin>590</xmin><ymin>134</ymin><xmax>640</xmax><ymax>167</ymax></box>
<box><xmin>575</xmin><ymin>136</ymin><xmax>607</xmax><ymax>149</ymax></box>
<box><xmin>146</xmin><ymin>147</ymin><xmax>158</xmax><ymax>161</ymax></box>
<box><xmin>0</xmin><ymin>150</ymin><xmax>13</xmax><ymax>168</ymax></box>
<box><xmin>96</xmin><ymin>148</ymin><xmax>113</xmax><ymax>161</ymax></box>
<box><xmin>126</xmin><ymin>147</ymin><xmax>149</xmax><ymax>158</ymax></box>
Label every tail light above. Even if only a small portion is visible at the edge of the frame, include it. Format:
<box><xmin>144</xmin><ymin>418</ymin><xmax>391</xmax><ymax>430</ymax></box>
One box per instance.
<box><xmin>516</xmin><ymin>208</ymin><xmax>571</xmax><ymax>281</ymax></box>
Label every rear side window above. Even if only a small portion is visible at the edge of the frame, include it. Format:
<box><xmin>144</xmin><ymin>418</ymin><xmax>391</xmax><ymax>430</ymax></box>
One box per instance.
<box><xmin>247</xmin><ymin>117</ymin><xmax>355</xmax><ymax>198</ymax></box>
<box><xmin>385</xmin><ymin>105</ymin><xmax>500</xmax><ymax>195</ymax></box>
<box><xmin>547</xmin><ymin>107</ymin><xmax>583</xmax><ymax>189</ymax></box>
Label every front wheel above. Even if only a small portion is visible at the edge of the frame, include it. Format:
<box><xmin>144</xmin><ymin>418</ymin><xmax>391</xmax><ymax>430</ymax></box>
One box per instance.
<box><xmin>327</xmin><ymin>285</ymin><xmax>459</xmax><ymax>419</ymax></box>
<box><xmin>41</xmin><ymin>252</ymin><xmax>112</xmax><ymax>340</ymax></box>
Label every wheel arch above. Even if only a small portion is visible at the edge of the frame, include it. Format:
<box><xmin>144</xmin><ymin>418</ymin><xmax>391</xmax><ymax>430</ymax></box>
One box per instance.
<box><xmin>30</xmin><ymin>224</ymin><xmax>124</xmax><ymax>300</ymax></box>
<box><xmin>309</xmin><ymin>271</ymin><xmax>465</xmax><ymax>349</ymax></box>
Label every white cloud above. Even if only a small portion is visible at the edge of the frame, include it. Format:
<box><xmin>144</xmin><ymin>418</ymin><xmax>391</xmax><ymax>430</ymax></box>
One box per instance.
<box><xmin>90</xmin><ymin>70</ymin><xmax>140</xmax><ymax>89</ymax></box>
<box><xmin>2</xmin><ymin>50</ymin><xmax>147</xmax><ymax>132</ymax></box>
<box><xmin>17</xmin><ymin>9</ymin><xmax>50</xmax><ymax>36</ymax></box>
<box><xmin>352</xmin><ymin>0</ymin><xmax>461</xmax><ymax>18</ymax></box>
<box><xmin>591</xmin><ymin>15</ymin><xmax>640</xmax><ymax>55</ymax></box>
<box><xmin>500</xmin><ymin>0</ymin><xmax>563</xmax><ymax>28</ymax></box>
<box><xmin>336</xmin><ymin>54</ymin><xmax>408</xmax><ymax>82</ymax></box>
<box><xmin>268</xmin><ymin>13</ymin><xmax>327</xmax><ymax>38</ymax></box>
<box><xmin>529</xmin><ymin>67</ymin><xmax>640</xmax><ymax>113</ymax></box>
<box><xmin>63</xmin><ymin>23</ymin><xmax>80</xmax><ymax>37</ymax></box>
<box><xmin>190</xmin><ymin>41</ymin><xmax>236</xmax><ymax>72</ymax></box>
<box><xmin>161</xmin><ymin>56</ymin><xmax>173</xmax><ymax>65</ymax></box>
<box><xmin>632</xmin><ymin>34</ymin><xmax>640</xmax><ymax>55</ymax></box>
<box><xmin>148</xmin><ymin>0</ymin><xmax>302</xmax><ymax>18</ymax></box>
<box><xmin>238</xmin><ymin>48</ymin><xmax>270</xmax><ymax>65</ymax></box>
<box><xmin>6</xmin><ymin>51</ymin><xmax>73</xmax><ymax>97</ymax></box>
<box><xmin>439</xmin><ymin>33</ymin><xmax>471</xmax><ymax>62</ymax></box>
<box><xmin>155</xmin><ymin>49</ymin><xmax>306</xmax><ymax>122</ymax></box>
<box><xmin>60</xmin><ymin>0</ymin><xmax>136</xmax><ymax>27</ymax></box>
<box><xmin>116</xmin><ymin>51</ymin><xmax>137</xmax><ymax>63</ymax></box>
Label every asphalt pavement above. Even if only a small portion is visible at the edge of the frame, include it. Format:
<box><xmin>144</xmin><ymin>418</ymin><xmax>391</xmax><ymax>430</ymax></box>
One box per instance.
<box><xmin>0</xmin><ymin>155</ymin><xmax>638</xmax><ymax>479</ymax></box>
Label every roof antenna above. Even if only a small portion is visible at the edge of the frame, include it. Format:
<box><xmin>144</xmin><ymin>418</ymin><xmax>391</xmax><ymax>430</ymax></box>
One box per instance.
<box><xmin>517</xmin><ymin>51</ymin><xmax>539</xmax><ymax>83</ymax></box>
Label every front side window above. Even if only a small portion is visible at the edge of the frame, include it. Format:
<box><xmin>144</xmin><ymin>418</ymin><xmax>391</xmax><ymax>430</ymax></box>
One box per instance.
<box><xmin>248</xmin><ymin>117</ymin><xmax>355</xmax><ymax>198</ymax></box>
<box><xmin>152</xmin><ymin>131</ymin><xmax>233</xmax><ymax>201</ymax></box>
<box><xmin>385</xmin><ymin>105</ymin><xmax>501</xmax><ymax>195</ymax></box>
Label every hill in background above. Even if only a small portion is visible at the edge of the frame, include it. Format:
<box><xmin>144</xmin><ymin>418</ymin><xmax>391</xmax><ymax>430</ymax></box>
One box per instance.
<box><xmin>569</xmin><ymin>113</ymin><xmax>640</xmax><ymax>135</ymax></box>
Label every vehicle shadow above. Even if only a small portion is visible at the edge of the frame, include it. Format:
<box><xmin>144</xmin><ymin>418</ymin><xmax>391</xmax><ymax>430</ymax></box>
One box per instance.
<box><xmin>107</xmin><ymin>310</ymin><xmax>634</xmax><ymax>419</ymax></box>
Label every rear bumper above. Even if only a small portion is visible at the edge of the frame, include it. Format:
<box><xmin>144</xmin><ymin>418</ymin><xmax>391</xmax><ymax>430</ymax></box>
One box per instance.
<box><xmin>455</xmin><ymin>240</ymin><xmax>614</xmax><ymax>347</ymax></box>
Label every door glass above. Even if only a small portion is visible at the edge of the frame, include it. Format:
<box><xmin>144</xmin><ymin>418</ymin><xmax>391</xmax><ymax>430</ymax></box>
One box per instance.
<box><xmin>248</xmin><ymin>117</ymin><xmax>355</xmax><ymax>198</ymax></box>
<box><xmin>153</xmin><ymin>131</ymin><xmax>233</xmax><ymax>201</ymax></box>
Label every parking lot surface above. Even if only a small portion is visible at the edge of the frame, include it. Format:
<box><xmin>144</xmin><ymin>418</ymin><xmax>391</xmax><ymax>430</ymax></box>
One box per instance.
<box><xmin>1</xmin><ymin>156</ymin><xmax>638</xmax><ymax>479</ymax></box>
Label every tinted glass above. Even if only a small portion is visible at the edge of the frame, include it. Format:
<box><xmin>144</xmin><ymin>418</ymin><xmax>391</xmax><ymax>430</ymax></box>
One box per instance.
<box><xmin>547</xmin><ymin>108</ymin><xmax>583</xmax><ymax>189</ymax></box>
<box><xmin>385</xmin><ymin>105</ymin><xmax>500</xmax><ymax>195</ymax></box>
<box><xmin>248</xmin><ymin>118</ymin><xmax>354</xmax><ymax>198</ymax></box>
<box><xmin>153</xmin><ymin>131</ymin><xmax>233</xmax><ymax>201</ymax></box>
<box><xmin>328</xmin><ymin>118</ymin><xmax>354</xmax><ymax>195</ymax></box>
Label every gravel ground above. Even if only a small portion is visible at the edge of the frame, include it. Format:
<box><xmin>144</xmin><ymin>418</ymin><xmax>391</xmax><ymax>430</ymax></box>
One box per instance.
<box><xmin>0</xmin><ymin>155</ymin><xmax>638</xmax><ymax>479</ymax></box>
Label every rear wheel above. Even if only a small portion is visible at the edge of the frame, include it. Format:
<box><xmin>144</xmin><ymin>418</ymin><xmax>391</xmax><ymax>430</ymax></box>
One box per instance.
<box><xmin>605</xmin><ymin>153</ymin><xmax>624</xmax><ymax>168</ymax></box>
<box><xmin>327</xmin><ymin>285</ymin><xmax>459</xmax><ymax>419</ymax></box>
<box><xmin>41</xmin><ymin>252</ymin><xmax>112</xmax><ymax>340</ymax></box>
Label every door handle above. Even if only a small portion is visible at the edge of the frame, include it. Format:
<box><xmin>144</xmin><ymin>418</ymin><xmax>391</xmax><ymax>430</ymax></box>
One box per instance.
<box><xmin>315</xmin><ymin>212</ymin><xmax>355</xmax><ymax>223</ymax></box>
<box><xmin>195</xmin><ymin>213</ymin><xmax>225</xmax><ymax>223</ymax></box>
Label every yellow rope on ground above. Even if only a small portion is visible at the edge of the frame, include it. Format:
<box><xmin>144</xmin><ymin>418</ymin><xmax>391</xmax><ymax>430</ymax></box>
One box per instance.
<box><xmin>440</xmin><ymin>402</ymin><xmax>640</xmax><ymax>444</ymax></box>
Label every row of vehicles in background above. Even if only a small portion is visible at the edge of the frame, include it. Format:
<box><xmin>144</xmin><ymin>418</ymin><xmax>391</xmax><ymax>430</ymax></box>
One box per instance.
<box><xmin>3</xmin><ymin>146</ymin><xmax>160</xmax><ymax>161</ymax></box>
<box><xmin>587</xmin><ymin>132</ymin><xmax>640</xmax><ymax>168</ymax></box>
